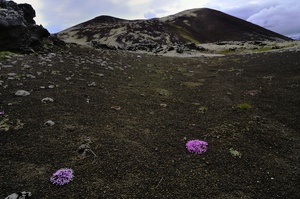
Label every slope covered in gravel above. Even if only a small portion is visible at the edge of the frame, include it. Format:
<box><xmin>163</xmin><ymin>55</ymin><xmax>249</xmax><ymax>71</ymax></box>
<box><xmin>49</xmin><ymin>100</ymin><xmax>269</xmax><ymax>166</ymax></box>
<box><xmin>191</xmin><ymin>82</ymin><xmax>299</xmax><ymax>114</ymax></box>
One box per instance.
<box><xmin>1</xmin><ymin>44</ymin><xmax>299</xmax><ymax>198</ymax></box>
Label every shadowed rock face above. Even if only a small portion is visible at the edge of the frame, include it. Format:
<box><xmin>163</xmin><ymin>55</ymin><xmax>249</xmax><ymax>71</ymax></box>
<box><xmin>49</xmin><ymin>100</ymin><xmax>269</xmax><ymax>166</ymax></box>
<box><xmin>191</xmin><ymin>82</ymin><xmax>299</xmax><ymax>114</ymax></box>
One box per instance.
<box><xmin>56</xmin><ymin>8</ymin><xmax>292</xmax><ymax>50</ymax></box>
<box><xmin>163</xmin><ymin>8</ymin><xmax>292</xmax><ymax>43</ymax></box>
<box><xmin>0</xmin><ymin>0</ymin><xmax>50</xmax><ymax>52</ymax></box>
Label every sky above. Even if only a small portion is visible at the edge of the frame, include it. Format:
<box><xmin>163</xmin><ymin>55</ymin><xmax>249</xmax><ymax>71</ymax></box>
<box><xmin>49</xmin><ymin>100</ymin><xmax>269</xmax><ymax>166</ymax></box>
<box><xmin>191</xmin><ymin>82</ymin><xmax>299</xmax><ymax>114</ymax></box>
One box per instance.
<box><xmin>13</xmin><ymin>0</ymin><xmax>300</xmax><ymax>37</ymax></box>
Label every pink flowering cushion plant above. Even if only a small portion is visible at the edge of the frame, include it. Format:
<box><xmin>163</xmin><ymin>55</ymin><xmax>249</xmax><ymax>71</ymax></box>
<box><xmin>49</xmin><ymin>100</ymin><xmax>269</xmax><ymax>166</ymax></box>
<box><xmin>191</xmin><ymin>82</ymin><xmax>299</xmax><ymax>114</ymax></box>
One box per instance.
<box><xmin>50</xmin><ymin>168</ymin><xmax>73</xmax><ymax>185</ymax></box>
<box><xmin>186</xmin><ymin>140</ymin><xmax>208</xmax><ymax>154</ymax></box>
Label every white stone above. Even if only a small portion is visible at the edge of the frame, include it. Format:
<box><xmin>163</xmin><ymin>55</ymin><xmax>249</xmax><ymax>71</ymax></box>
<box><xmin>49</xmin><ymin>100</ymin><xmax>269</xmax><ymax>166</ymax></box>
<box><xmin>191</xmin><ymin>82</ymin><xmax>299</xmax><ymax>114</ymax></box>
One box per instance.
<box><xmin>15</xmin><ymin>90</ymin><xmax>30</xmax><ymax>96</ymax></box>
<box><xmin>5</xmin><ymin>191</ymin><xmax>32</xmax><ymax>199</ymax></box>
<box><xmin>44</xmin><ymin>120</ymin><xmax>55</xmax><ymax>126</ymax></box>
<box><xmin>2</xmin><ymin>65</ymin><xmax>13</xmax><ymax>68</ymax></box>
<box><xmin>7</xmin><ymin>73</ymin><xmax>16</xmax><ymax>76</ymax></box>
<box><xmin>41</xmin><ymin>97</ymin><xmax>54</xmax><ymax>103</ymax></box>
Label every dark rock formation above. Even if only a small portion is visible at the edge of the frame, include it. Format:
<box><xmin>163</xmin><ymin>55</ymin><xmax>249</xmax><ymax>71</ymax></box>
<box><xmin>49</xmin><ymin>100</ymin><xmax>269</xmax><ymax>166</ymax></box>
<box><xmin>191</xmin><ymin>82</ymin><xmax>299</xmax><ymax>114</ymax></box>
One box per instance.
<box><xmin>0</xmin><ymin>0</ymin><xmax>50</xmax><ymax>52</ymax></box>
<box><xmin>90</xmin><ymin>41</ymin><xmax>117</xmax><ymax>50</ymax></box>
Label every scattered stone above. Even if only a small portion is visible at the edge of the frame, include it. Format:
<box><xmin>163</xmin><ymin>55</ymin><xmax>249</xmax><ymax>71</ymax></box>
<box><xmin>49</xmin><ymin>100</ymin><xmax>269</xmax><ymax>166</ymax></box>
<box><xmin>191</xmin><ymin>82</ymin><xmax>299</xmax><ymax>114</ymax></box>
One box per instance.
<box><xmin>41</xmin><ymin>97</ymin><xmax>54</xmax><ymax>103</ymax></box>
<box><xmin>245</xmin><ymin>90</ymin><xmax>259</xmax><ymax>96</ymax></box>
<box><xmin>2</xmin><ymin>65</ymin><xmax>13</xmax><ymax>68</ymax></box>
<box><xmin>87</xmin><ymin>82</ymin><xmax>96</xmax><ymax>87</ymax></box>
<box><xmin>26</xmin><ymin>74</ymin><xmax>36</xmax><ymax>79</ymax></box>
<box><xmin>5</xmin><ymin>191</ymin><xmax>32</xmax><ymax>199</ymax></box>
<box><xmin>48</xmin><ymin>53</ymin><xmax>56</xmax><ymax>57</ymax></box>
<box><xmin>263</xmin><ymin>75</ymin><xmax>274</xmax><ymax>81</ymax></box>
<box><xmin>111</xmin><ymin>106</ymin><xmax>121</xmax><ymax>110</ymax></box>
<box><xmin>15</xmin><ymin>90</ymin><xmax>30</xmax><ymax>96</ymax></box>
<box><xmin>22</xmin><ymin>64</ymin><xmax>32</xmax><ymax>69</ymax></box>
<box><xmin>44</xmin><ymin>120</ymin><xmax>55</xmax><ymax>126</ymax></box>
<box><xmin>156</xmin><ymin>88</ymin><xmax>171</xmax><ymax>96</ymax></box>
<box><xmin>107</xmin><ymin>66</ymin><xmax>114</xmax><ymax>71</ymax></box>
<box><xmin>7</xmin><ymin>73</ymin><xmax>17</xmax><ymax>80</ymax></box>
<box><xmin>7</xmin><ymin>73</ymin><xmax>17</xmax><ymax>77</ymax></box>
<box><xmin>51</xmin><ymin>71</ymin><xmax>60</xmax><ymax>75</ymax></box>
<box><xmin>160</xmin><ymin>103</ymin><xmax>168</xmax><ymax>108</ymax></box>
<box><xmin>77</xmin><ymin>138</ymin><xmax>97</xmax><ymax>158</ymax></box>
<box><xmin>48</xmin><ymin>85</ymin><xmax>55</xmax><ymax>89</ymax></box>
<box><xmin>101</xmin><ymin>61</ymin><xmax>108</xmax><ymax>67</ymax></box>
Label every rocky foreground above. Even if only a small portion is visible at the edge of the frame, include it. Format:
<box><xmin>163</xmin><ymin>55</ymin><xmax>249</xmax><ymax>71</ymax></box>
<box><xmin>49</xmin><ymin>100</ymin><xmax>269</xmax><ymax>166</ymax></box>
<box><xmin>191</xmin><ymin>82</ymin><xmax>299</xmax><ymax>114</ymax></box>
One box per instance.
<box><xmin>0</xmin><ymin>44</ymin><xmax>300</xmax><ymax>198</ymax></box>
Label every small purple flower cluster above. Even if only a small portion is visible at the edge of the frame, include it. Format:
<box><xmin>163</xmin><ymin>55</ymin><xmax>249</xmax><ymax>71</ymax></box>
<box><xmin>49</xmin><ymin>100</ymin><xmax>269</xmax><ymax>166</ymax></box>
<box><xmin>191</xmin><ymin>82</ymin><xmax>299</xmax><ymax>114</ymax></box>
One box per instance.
<box><xmin>186</xmin><ymin>139</ymin><xmax>208</xmax><ymax>154</ymax></box>
<box><xmin>50</xmin><ymin>168</ymin><xmax>73</xmax><ymax>185</ymax></box>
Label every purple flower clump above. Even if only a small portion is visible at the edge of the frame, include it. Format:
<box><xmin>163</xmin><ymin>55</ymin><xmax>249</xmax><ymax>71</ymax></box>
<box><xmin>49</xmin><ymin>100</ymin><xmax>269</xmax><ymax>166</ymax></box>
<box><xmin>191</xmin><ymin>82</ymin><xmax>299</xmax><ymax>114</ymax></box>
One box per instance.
<box><xmin>186</xmin><ymin>140</ymin><xmax>208</xmax><ymax>154</ymax></box>
<box><xmin>50</xmin><ymin>168</ymin><xmax>73</xmax><ymax>185</ymax></box>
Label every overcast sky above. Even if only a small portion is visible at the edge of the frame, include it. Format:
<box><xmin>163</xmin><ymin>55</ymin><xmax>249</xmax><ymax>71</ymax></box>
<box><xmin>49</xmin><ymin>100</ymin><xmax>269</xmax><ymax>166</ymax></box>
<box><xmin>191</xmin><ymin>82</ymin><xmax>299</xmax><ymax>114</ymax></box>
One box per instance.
<box><xmin>13</xmin><ymin>0</ymin><xmax>300</xmax><ymax>37</ymax></box>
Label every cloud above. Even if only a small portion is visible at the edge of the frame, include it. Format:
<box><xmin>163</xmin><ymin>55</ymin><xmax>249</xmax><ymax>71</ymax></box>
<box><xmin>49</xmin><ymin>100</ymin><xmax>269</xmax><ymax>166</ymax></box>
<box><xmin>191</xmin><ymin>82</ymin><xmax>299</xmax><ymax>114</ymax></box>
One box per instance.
<box><xmin>143</xmin><ymin>12</ymin><xmax>156</xmax><ymax>19</ymax></box>
<box><xmin>127</xmin><ymin>0</ymin><xmax>152</xmax><ymax>6</ymax></box>
<box><xmin>222</xmin><ymin>2</ymin><xmax>276</xmax><ymax>20</ymax></box>
<box><xmin>144</xmin><ymin>9</ymin><xmax>167</xmax><ymax>19</ymax></box>
<box><xmin>247</xmin><ymin>2</ymin><xmax>300</xmax><ymax>36</ymax></box>
<box><xmin>38</xmin><ymin>0</ymin><xmax>122</xmax><ymax>32</ymax></box>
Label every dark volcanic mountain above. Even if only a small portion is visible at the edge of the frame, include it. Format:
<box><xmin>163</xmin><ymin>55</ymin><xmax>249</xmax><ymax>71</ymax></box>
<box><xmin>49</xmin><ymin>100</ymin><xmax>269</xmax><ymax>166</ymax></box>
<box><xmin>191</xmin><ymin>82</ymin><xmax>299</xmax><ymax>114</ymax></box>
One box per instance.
<box><xmin>57</xmin><ymin>8</ymin><xmax>292</xmax><ymax>50</ymax></box>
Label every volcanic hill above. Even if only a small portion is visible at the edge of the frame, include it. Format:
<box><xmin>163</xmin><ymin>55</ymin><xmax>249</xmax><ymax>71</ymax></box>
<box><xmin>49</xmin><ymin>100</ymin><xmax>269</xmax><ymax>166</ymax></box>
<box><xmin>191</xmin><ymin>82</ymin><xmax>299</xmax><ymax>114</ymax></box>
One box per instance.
<box><xmin>1</xmin><ymin>2</ymin><xmax>300</xmax><ymax>199</ymax></box>
<box><xmin>56</xmin><ymin>8</ymin><xmax>292</xmax><ymax>51</ymax></box>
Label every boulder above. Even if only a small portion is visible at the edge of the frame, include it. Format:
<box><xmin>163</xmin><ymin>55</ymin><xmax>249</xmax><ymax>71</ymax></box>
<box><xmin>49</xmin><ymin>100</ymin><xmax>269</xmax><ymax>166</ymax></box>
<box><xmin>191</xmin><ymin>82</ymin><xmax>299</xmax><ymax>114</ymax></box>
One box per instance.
<box><xmin>0</xmin><ymin>0</ymin><xmax>50</xmax><ymax>52</ymax></box>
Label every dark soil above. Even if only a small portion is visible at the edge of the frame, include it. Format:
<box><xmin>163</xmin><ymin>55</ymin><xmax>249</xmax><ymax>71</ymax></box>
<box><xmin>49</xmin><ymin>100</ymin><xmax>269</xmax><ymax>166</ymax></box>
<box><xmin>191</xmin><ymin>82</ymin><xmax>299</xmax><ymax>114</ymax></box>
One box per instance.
<box><xmin>0</xmin><ymin>46</ymin><xmax>299</xmax><ymax>198</ymax></box>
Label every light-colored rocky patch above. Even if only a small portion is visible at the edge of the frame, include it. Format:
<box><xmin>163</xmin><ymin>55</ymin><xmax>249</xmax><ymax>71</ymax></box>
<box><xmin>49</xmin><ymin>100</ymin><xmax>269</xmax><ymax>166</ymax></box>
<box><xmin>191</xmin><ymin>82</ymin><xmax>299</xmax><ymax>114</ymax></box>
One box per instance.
<box><xmin>198</xmin><ymin>40</ymin><xmax>300</xmax><ymax>54</ymax></box>
<box><xmin>183</xmin><ymin>20</ymin><xmax>191</xmax><ymax>26</ymax></box>
<box><xmin>58</xmin><ymin>28</ymin><xmax>89</xmax><ymax>45</ymax></box>
<box><xmin>160</xmin><ymin>8</ymin><xmax>199</xmax><ymax>22</ymax></box>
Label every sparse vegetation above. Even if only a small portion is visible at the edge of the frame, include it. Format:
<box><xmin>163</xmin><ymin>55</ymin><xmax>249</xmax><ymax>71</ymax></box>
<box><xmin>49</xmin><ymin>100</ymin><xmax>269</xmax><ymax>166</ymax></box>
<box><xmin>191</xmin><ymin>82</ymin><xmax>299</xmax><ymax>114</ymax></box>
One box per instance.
<box><xmin>170</xmin><ymin>24</ymin><xmax>200</xmax><ymax>44</ymax></box>
<box><xmin>237</xmin><ymin>103</ymin><xmax>252</xmax><ymax>109</ymax></box>
<box><xmin>254</xmin><ymin>46</ymin><xmax>274</xmax><ymax>52</ymax></box>
<box><xmin>0</xmin><ymin>118</ymin><xmax>10</xmax><ymax>132</ymax></box>
<box><xmin>0</xmin><ymin>50</ymin><xmax>15</xmax><ymax>58</ymax></box>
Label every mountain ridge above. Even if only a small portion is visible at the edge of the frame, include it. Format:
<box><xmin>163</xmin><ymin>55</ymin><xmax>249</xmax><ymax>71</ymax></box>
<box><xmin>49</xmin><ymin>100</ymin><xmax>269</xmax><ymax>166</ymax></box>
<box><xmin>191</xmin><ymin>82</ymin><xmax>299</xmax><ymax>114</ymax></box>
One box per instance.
<box><xmin>56</xmin><ymin>8</ymin><xmax>292</xmax><ymax>51</ymax></box>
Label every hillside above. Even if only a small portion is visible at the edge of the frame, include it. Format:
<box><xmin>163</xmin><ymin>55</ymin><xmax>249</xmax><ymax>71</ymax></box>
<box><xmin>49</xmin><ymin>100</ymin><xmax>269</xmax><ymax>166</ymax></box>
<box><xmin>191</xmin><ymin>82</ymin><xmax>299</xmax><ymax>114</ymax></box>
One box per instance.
<box><xmin>56</xmin><ymin>8</ymin><xmax>292</xmax><ymax>51</ymax></box>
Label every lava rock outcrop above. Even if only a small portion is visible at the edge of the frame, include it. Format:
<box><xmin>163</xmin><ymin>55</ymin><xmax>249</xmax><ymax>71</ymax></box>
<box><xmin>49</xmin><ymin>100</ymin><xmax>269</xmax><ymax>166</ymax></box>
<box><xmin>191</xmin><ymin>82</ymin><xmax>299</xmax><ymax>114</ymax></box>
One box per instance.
<box><xmin>0</xmin><ymin>0</ymin><xmax>50</xmax><ymax>52</ymax></box>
